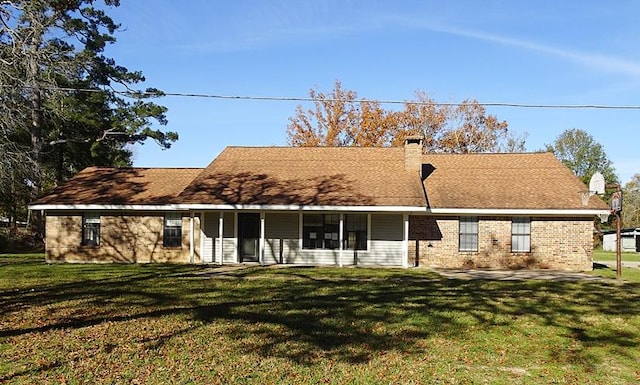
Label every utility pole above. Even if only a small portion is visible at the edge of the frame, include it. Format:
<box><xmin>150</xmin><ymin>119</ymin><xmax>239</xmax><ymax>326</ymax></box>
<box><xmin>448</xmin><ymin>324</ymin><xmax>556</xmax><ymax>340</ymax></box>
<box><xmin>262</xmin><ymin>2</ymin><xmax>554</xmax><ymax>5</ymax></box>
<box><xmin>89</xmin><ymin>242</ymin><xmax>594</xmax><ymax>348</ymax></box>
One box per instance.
<box><xmin>615</xmin><ymin>209</ymin><xmax>622</xmax><ymax>278</ymax></box>
<box><xmin>608</xmin><ymin>184</ymin><xmax>623</xmax><ymax>279</ymax></box>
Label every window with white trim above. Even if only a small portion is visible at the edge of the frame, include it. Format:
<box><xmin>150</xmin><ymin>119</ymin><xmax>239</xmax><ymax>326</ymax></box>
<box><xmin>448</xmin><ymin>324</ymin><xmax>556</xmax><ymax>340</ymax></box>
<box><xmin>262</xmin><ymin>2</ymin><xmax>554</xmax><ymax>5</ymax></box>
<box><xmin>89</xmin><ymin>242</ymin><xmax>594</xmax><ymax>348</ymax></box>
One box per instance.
<box><xmin>82</xmin><ymin>213</ymin><xmax>100</xmax><ymax>246</ymax></box>
<box><xmin>343</xmin><ymin>214</ymin><xmax>367</xmax><ymax>250</ymax></box>
<box><xmin>302</xmin><ymin>214</ymin><xmax>339</xmax><ymax>249</ymax></box>
<box><xmin>163</xmin><ymin>213</ymin><xmax>182</xmax><ymax>247</ymax></box>
<box><xmin>459</xmin><ymin>216</ymin><xmax>478</xmax><ymax>252</ymax></box>
<box><xmin>511</xmin><ymin>217</ymin><xmax>531</xmax><ymax>252</ymax></box>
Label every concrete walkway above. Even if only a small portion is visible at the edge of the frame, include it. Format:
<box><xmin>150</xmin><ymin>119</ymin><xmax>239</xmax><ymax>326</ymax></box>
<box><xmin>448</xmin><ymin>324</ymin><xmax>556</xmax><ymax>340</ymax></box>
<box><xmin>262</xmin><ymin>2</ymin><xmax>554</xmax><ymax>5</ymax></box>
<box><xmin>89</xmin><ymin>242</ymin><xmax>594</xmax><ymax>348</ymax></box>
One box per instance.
<box><xmin>430</xmin><ymin>268</ymin><xmax>607</xmax><ymax>281</ymax></box>
<box><xmin>178</xmin><ymin>263</ymin><xmax>610</xmax><ymax>282</ymax></box>
<box><xmin>594</xmin><ymin>260</ymin><xmax>640</xmax><ymax>269</ymax></box>
<box><xmin>180</xmin><ymin>263</ymin><xmax>263</xmax><ymax>278</ymax></box>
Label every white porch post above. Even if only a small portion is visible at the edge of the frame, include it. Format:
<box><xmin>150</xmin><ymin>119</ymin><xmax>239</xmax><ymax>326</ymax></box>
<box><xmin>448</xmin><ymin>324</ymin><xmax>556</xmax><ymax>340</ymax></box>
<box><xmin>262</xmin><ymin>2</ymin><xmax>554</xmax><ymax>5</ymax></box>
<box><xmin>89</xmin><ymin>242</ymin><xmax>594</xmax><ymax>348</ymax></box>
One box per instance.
<box><xmin>189</xmin><ymin>212</ymin><xmax>195</xmax><ymax>264</ymax></box>
<box><xmin>402</xmin><ymin>214</ymin><xmax>409</xmax><ymax>268</ymax></box>
<box><xmin>298</xmin><ymin>212</ymin><xmax>303</xmax><ymax>253</ymax></box>
<box><xmin>199</xmin><ymin>212</ymin><xmax>205</xmax><ymax>263</ymax></box>
<box><xmin>218</xmin><ymin>212</ymin><xmax>224</xmax><ymax>265</ymax></box>
<box><xmin>260</xmin><ymin>212</ymin><xmax>265</xmax><ymax>266</ymax></box>
<box><xmin>234</xmin><ymin>212</ymin><xmax>239</xmax><ymax>263</ymax></box>
<box><xmin>338</xmin><ymin>214</ymin><xmax>344</xmax><ymax>267</ymax></box>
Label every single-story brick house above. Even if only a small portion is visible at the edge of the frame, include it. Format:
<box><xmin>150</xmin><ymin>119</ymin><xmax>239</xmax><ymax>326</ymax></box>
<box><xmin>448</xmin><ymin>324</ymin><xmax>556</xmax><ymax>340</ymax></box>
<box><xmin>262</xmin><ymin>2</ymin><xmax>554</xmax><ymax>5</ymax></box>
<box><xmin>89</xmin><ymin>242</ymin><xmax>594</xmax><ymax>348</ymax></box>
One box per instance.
<box><xmin>29</xmin><ymin>138</ymin><xmax>610</xmax><ymax>270</ymax></box>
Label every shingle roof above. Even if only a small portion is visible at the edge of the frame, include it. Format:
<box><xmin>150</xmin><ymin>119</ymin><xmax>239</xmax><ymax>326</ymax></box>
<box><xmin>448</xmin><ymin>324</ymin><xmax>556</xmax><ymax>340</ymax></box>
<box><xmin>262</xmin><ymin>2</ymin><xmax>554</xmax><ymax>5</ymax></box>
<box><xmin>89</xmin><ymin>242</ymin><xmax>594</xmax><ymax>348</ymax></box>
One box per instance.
<box><xmin>30</xmin><ymin>148</ymin><xmax>608</xmax><ymax>212</ymax></box>
<box><xmin>421</xmin><ymin>152</ymin><xmax>609</xmax><ymax>210</ymax></box>
<box><xmin>178</xmin><ymin>147</ymin><xmax>427</xmax><ymax>207</ymax></box>
<box><xmin>31</xmin><ymin>167</ymin><xmax>203</xmax><ymax>205</ymax></box>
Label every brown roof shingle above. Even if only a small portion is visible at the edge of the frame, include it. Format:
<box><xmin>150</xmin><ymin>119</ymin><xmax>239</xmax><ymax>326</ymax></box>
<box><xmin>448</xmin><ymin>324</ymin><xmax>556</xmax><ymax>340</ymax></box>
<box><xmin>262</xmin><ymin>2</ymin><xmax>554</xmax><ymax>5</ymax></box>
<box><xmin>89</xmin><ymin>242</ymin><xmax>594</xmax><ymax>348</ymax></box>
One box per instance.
<box><xmin>30</xmin><ymin>148</ymin><xmax>608</xmax><ymax>212</ymax></box>
<box><xmin>178</xmin><ymin>147</ymin><xmax>427</xmax><ymax>207</ymax></box>
<box><xmin>421</xmin><ymin>152</ymin><xmax>609</xmax><ymax>210</ymax></box>
<box><xmin>31</xmin><ymin>167</ymin><xmax>203</xmax><ymax>205</ymax></box>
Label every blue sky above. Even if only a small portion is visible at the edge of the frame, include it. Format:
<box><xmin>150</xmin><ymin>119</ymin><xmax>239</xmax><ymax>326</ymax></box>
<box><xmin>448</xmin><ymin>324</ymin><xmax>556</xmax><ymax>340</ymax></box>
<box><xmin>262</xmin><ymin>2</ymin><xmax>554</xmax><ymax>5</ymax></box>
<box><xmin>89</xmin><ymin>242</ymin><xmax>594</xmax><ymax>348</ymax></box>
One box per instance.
<box><xmin>104</xmin><ymin>0</ymin><xmax>639</xmax><ymax>183</ymax></box>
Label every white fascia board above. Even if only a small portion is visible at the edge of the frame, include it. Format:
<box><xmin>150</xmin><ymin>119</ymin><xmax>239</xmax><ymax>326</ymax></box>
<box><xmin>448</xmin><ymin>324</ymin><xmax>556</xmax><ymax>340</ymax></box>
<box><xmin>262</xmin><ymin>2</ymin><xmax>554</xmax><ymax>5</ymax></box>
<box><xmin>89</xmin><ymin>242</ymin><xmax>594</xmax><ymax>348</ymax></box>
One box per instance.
<box><xmin>29</xmin><ymin>203</ymin><xmax>431</xmax><ymax>213</ymax></box>
<box><xmin>28</xmin><ymin>204</ymin><xmax>180</xmax><ymax>211</ymax></box>
<box><xmin>175</xmin><ymin>204</ymin><xmax>431</xmax><ymax>212</ymax></box>
<box><xmin>427</xmin><ymin>208</ymin><xmax>611</xmax><ymax>216</ymax></box>
<box><xmin>28</xmin><ymin>203</ymin><xmax>610</xmax><ymax>216</ymax></box>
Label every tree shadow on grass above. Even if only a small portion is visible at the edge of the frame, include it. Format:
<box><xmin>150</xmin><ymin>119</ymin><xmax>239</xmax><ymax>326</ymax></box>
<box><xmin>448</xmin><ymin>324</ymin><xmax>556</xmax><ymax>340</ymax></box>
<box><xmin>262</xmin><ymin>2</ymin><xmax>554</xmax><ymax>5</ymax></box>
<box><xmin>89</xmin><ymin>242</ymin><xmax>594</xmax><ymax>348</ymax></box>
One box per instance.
<box><xmin>592</xmin><ymin>262</ymin><xmax>610</xmax><ymax>269</ymax></box>
<box><xmin>0</xmin><ymin>263</ymin><xmax>212</xmax><ymax>321</ymax></box>
<box><xmin>2</xmin><ymin>264</ymin><xmax>640</xmax><ymax>370</ymax></box>
<box><xmin>0</xmin><ymin>361</ymin><xmax>62</xmax><ymax>383</ymax></box>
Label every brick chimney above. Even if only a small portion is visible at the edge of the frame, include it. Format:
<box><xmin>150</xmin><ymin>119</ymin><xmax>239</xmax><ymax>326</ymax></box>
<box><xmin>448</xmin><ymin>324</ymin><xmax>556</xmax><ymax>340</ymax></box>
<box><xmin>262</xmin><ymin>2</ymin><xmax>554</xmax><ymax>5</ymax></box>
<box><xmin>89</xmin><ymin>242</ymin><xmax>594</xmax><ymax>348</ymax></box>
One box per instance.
<box><xmin>404</xmin><ymin>135</ymin><xmax>423</xmax><ymax>172</ymax></box>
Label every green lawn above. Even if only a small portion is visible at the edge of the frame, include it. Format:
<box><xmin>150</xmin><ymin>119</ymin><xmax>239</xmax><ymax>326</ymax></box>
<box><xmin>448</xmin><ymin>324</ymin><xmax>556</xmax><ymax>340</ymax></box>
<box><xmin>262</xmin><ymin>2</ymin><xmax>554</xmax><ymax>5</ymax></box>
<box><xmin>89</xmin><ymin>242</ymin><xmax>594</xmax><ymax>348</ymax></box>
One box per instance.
<box><xmin>1</xmin><ymin>254</ymin><xmax>640</xmax><ymax>384</ymax></box>
<box><xmin>593</xmin><ymin>249</ymin><xmax>640</xmax><ymax>262</ymax></box>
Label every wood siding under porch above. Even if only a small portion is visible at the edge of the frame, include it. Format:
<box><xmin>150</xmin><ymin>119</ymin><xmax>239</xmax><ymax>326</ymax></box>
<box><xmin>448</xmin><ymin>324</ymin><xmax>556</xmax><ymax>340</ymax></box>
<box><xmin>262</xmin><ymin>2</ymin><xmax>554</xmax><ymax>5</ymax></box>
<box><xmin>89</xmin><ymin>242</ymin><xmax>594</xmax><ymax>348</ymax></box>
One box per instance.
<box><xmin>199</xmin><ymin>211</ymin><xmax>407</xmax><ymax>266</ymax></box>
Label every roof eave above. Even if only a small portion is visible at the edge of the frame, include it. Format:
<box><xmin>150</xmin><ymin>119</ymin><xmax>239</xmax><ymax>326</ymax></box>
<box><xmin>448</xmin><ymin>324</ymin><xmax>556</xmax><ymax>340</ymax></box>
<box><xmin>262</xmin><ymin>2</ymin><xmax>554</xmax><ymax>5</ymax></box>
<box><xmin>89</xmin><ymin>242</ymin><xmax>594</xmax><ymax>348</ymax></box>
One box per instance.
<box><xmin>427</xmin><ymin>208</ymin><xmax>611</xmax><ymax>216</ymax></box>
<box><xmin>29</xmin><ymin>203</ymin><xmax>610</xmax><ymax>216</ymax></box>
<box><xmin>28</xmin><ymin>203</ymin><xmax>431</xmax><ymax>213</ymax></box>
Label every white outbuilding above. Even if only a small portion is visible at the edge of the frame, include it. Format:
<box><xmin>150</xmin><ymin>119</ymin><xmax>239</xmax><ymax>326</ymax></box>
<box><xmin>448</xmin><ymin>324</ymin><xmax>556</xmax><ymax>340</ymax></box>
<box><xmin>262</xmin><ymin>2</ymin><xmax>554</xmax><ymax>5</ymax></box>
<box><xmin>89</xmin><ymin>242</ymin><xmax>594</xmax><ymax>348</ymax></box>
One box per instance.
<box><xmin>602</xmin><ymin>228</ymin><xmax>640</xmax><ymax>252</ymax></box>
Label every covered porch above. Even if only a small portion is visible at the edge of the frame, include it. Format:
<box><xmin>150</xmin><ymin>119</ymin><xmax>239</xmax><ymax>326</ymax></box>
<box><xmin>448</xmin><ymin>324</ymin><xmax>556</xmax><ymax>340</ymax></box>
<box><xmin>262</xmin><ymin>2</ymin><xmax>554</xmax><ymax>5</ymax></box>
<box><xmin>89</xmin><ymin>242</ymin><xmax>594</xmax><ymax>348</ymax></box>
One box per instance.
<box><xmin>188</xmin><ymin>210</ymin><xmax>414</xmax><ymax>267</ymax></box>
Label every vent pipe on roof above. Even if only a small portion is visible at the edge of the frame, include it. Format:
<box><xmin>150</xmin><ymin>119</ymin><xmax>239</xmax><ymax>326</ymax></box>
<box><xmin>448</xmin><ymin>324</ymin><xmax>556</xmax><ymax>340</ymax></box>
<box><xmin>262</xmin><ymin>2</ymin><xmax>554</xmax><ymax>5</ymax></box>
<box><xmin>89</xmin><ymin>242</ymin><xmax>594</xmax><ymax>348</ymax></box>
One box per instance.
<box><xmin>404</xmin><ymin>135</ymin><xmax>423</xmax><ymax>173</ymax></box>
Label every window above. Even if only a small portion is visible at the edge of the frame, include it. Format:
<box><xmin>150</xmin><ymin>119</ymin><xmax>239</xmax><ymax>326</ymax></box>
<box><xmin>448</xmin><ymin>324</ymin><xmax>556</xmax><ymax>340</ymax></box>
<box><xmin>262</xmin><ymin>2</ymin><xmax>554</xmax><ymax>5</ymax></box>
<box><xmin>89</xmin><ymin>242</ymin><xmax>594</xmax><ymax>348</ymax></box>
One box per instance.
<box><xmin>163</xmin><ymin>213</ymin><xmax>182</xmax><ymax>247</ymax></box>
<box><xmin>459</xmin><ymin>216</ymin><xmax>478</xmax><ymax>252</ymax></box>
<box><xmin>344</xmin><ymin>214</ymin><xmax>367</xmax><ymax>250</ymax></box>
<box><xmin>302</xmin><ymin>214</ymin><xmax>339</xmax><ymax>249</ymax></box>
<box><xmin>302</xmin><ymin>214</ymin><xmax>369</xmax><ymax>250</ymax></box>
<box><xmin>82</xmin><ymin>213</ymin><xmax>100</xmax><ymax>246</ymax></box>
<box><xmin>512</xmin><ymin>217</ymin><xmax>531</xmax><ymax>252</ymax></box>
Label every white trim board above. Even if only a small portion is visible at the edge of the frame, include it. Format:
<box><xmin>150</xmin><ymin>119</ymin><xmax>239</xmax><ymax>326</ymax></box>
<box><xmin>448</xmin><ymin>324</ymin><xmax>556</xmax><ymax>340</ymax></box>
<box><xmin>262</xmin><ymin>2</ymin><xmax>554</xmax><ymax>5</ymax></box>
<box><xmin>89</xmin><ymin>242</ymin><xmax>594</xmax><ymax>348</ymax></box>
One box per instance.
<box><xmin>29</xmin><ymin>203</ymin><xmax>430</xmax><ymax>212</ymax></box>
<box><xmin>427</xmin><ymin>208</ymin><xmax>610</xmax><ymax>216</ymax></box>
<box><xmin>29</xmin><ymin>203</ymin><xmax>609</xmax><ymax>216</ymax></box>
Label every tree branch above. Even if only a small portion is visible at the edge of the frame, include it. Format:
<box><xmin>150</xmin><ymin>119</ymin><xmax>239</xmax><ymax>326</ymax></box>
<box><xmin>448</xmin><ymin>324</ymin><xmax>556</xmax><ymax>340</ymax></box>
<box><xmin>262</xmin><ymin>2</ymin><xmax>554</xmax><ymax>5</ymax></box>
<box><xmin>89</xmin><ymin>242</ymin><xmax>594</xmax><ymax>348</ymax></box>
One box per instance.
<box><xmin>48</xmin><ymin>128</ymin><xmax>131</xmax><ymax>146</ymax></box>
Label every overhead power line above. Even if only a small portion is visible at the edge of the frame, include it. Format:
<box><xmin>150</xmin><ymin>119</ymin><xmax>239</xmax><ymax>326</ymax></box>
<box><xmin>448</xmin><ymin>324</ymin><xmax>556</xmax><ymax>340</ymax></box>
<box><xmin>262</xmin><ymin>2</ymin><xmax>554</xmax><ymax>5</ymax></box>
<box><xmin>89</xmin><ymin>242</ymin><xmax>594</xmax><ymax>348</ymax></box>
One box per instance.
<box><xmin>159</xmin><ymin>93</ymin><xmax>640</xmax><ymax>110</ymax></box>
<box><xmin>6</xmin><ymin>85</ymin><xmax>640</xmax><ymax>110</ymax></box>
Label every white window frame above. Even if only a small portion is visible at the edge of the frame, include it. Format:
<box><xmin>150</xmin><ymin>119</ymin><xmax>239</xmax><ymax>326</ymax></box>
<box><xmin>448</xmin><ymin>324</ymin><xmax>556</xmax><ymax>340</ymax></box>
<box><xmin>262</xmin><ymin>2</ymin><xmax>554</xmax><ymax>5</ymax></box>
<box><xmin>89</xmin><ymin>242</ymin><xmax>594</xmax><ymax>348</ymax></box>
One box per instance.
<box><xmin>459</xmin><ymin>216</ymin><xmax>478</xmax><ymax>252</ymax></box>
<box><xmin>163</xmin><ymin>212</ymin><xmax>183</xmax><ymax>248</ymax></box>
<box><xmin>82</xmin><ymin>212</ymin><xmax>101</xmax><ymax>246</ymax></box>
<box><xmin>511</xmin><ymin>217</ymin><xmax>531</xmax><ymax>253</ymax></box>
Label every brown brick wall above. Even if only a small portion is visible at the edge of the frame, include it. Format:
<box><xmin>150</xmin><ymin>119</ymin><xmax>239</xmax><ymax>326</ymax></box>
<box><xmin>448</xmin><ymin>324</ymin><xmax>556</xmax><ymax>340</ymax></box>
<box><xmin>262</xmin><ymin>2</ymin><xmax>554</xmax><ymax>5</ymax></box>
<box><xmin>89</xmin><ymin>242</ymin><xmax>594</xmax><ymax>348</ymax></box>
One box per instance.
<box><xmin>45</xmin><ymin>212</ymin><xmax>200</xmax><ymax>263</ymax></box>
<box><xmin>530</xmin><ymin>218</ymin><xmax>593</xmax><ymax>270</ymax></box>
<box><xmin>44</xmin><ymin>211</ymin><xmax>593</xmax><ymax>270</ymax></box>
<box><xmin>409</xmin><ymin>215</ymin><xmax>593</xmax><ymax>271</ymax></box>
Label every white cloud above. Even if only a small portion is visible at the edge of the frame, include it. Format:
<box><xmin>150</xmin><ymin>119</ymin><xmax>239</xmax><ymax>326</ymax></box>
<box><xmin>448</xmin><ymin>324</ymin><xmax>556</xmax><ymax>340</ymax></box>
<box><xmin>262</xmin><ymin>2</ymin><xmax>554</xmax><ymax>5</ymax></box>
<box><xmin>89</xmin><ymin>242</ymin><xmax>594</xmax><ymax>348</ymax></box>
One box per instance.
<box><xmin>164</xmin><ymin>1</ymin><xmax>640</xmax><ymax>81</ymax></box>
<box><xmin>398</xmin><ymin>19</ymin><xmax>640</xmax><ymax>79</ymax></box>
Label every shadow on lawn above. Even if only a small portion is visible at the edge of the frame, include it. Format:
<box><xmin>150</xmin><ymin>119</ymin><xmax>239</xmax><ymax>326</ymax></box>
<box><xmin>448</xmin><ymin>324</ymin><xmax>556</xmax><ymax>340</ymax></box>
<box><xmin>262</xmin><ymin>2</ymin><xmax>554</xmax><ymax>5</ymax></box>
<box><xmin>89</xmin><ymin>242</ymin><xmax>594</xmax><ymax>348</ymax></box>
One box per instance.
<box><xmin>187</xmin><ymin>273</ymin><xmax>640</xmax><ymax>366</ymax></box>
<box><xmin>2</xmin><ymin>264</ymin><xmax>640</xmax><ymax>369</ymax></box>
<box><xmin>592</xmin><ymin>262</ymin><xmax>610</xmax><ymax>269</ymax></box>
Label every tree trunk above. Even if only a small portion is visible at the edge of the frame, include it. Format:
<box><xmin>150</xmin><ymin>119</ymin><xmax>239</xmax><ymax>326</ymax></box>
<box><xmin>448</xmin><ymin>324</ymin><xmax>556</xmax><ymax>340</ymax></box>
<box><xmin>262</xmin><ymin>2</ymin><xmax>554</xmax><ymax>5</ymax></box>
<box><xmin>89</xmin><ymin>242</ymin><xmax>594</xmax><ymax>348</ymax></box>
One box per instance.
<box><xmin>27</xmin><ymin>34</ymin><xmax>44</xmax><ymax>238</ymax></box>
